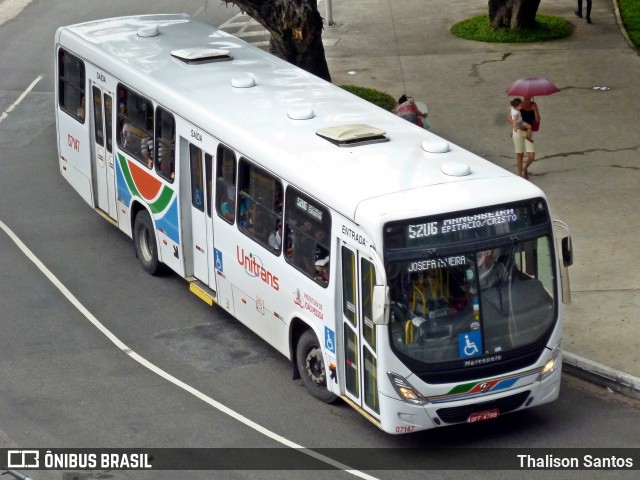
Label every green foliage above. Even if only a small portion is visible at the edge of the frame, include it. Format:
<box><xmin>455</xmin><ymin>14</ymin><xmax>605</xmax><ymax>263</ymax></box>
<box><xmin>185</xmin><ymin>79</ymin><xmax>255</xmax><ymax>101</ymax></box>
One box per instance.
<box><xmin>339</xmin><ymin>84</ymin><xmax>397</xmax><ymax>111</ymax></box>
<box><xmin>619</xmin><ymin>0</ymin><xmax>640</xmax><ymax>48</ymax></box>
<box><xmin>450</xmin><ymin>14</ymin><xmax>572</xmax><ymax>43</ymax></box>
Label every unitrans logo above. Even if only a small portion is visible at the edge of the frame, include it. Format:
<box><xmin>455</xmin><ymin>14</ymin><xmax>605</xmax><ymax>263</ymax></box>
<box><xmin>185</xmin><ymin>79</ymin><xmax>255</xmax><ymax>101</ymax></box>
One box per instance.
<box><xmin>236</xmin><ymin>246</ymin><xmax>279</xmax><ymax>291</ymax></box>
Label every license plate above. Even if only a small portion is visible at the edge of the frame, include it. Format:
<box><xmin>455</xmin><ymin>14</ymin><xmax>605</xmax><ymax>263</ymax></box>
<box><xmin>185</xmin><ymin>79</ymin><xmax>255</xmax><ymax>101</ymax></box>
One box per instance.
<box><xmin>468</xmin><ymin>409</ymin><xmax>499</xmax><ymax>423</ymax></box>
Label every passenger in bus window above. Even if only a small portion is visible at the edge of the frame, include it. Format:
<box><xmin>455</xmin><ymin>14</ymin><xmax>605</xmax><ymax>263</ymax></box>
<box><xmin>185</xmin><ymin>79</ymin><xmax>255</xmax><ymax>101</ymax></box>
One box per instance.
<box><xmin>314</xmin><ymin>228</ymin><xmax>329</xmax><ymax>262</ymax></box>
<box><xmin>477</xmin><ymin>248</ymin><xmax>509</xmax><ymax>290</ymax></box>
<box><xmin>315</xmin><ymin>256</ymin><xmax>330</xmax><ymax>284</ymax></box>
<box><xmin>122</xmin><ymin>122</ymin><xmax>147</xmax><ymax>165</ymax></box>
<box><xmin>274</xmin><ymin>189</ymin><xmax>283</xmax><ymax>215</ymax></box>
<box><xmin>220</xmin><ymin>188</ymin><xmax>235</xmax><ymax>222</ymax></box>
<box><xmin>296</xmin><ymin>221</ymin><xmax>316</xmax><ymax>274</ymax></box>
<box><xmin>141</xmin><ymin>135</ymin><xmax>153</xmax><ymax>169</ymax></box>
<box><xmin>240</xmin><ymin>201</ymin><xmax>255</xmax><ymax>233</ymax></box>
<box><xmin>268</xmin><ymin>219</ymin><xmax>282</xmax><ymax>251</ymax></box>
<box><xmin>158</xmin><ymin>141</ymin><xmax>175</xmax><ymax>179</ymax></box>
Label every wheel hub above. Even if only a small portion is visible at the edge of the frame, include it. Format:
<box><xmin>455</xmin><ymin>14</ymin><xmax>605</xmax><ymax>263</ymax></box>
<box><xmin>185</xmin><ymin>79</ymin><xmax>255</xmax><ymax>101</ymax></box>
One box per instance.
<box><xmin>305</xmin><ymin>346</ymin><xmax>325</xmax><ymax>385</ymax></box>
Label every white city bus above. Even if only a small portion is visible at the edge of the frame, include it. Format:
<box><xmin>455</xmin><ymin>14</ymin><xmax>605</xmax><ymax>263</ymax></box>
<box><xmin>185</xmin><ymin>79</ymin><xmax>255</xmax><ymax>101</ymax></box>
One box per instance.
<box><xmin>55</xmin><ymin>14</ymin><xmax>572</xmax><ymax>434</ymax></box>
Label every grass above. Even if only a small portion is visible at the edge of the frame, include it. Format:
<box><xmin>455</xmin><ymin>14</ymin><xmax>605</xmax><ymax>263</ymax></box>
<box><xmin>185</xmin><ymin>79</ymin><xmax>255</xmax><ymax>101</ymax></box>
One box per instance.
<box><xmin>451</xmin><ymin>14</ymin><xmax>572</xmax><ymax>42</ymax></box>
<box><xmin>339</xmin><ymin>84</ymin><xmax>397</xmax><ymax>111</ymax></box>
<box><xmin>619</xmin><ymin>0</ymin><xmax>640</xmax><ymax>48</ymax></box>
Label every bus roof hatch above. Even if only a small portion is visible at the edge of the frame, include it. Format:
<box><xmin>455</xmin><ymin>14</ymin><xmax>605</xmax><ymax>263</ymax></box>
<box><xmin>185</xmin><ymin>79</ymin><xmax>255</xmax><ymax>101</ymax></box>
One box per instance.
<box><xmin>171</xmin><ymin>48</ymin><xmax>232</xmax><ymax>64</ymax></box>
<box><xmin>316</xmin><ymin>124</ymin><xmax>388</xmax><ymax>147</ymax></box>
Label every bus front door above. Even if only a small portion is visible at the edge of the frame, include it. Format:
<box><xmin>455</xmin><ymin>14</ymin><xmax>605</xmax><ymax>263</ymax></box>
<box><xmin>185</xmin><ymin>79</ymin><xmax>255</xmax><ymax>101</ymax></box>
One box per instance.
<box><xmin>90</xmin><ymin>85</ymin><xmax>117</xmax><ymax>220</ymax></box>
<box><xmin>341</xmin><ymin>245</ymin><xmax>381</xmax><ymax>418</ymax></box>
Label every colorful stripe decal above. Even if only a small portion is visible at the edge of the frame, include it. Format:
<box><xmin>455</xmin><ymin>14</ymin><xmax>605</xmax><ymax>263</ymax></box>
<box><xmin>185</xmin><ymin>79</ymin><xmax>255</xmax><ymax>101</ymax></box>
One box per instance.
<box><xmin>115</xmin><ymin>153</ymin><xmax>180</xmax><ymax>244</ymax></box>
<box><xmin>117</xmin><ymin>153</ymin><xmax>174</xmax><ymax>214</ymax></box>
<box><xmin>427</xmin><ymin>367</ymin><xmax>543</xmax><ymax>404</ymax></box>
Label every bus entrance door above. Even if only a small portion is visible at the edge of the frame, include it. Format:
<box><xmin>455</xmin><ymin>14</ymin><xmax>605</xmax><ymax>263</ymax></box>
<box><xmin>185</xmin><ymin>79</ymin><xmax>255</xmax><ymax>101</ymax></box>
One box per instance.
<box><xmin>341</xmin><ymin>245</ymin><xmax>381</xmax><ymax>418</ymax></box>
<box><xmin>90</xmin><ymin>85</ymin><xmax>117</xmax><ymax>220</ymax></box>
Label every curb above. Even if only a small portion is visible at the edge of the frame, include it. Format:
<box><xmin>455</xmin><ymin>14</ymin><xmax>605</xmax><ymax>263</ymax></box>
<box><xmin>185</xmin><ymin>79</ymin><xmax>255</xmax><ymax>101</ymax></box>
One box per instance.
<box><xmin>563</xmin><ymin>351</ymin><xmax>640</xmax><ymax>400</ymax></box>
<box><xmin>612</xmin><ymin>0</ymin><xmax>640</xmax><ymax>57</ymax></box>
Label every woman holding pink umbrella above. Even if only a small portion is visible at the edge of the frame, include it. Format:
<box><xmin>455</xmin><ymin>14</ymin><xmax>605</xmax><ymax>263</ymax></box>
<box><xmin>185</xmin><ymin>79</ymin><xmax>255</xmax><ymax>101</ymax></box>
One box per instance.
<box><xmin>506</xmin><ymin>77</ymin><xmax>558</xmax><ymax>179</ymax></box>
<box><xmin>509</xmin><ymin>97</ymin><xmax>540</xmax><ymax>179</ymax></box>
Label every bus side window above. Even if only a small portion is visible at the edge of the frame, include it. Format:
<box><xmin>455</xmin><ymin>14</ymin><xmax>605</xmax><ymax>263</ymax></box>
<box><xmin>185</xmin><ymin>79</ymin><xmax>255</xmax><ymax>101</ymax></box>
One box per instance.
<box><xmin>116</xmin><ymin>84</ymin><xmax>153</xmax><ymax>168</ymax></box>
<box><xmin>284</xmin><ymin>187</ymin><xmax>331</xmax><ymax>286</ymax></box>
<box><xmin>155</xmin><ymin>108</ymin><xmax>175</xmax><ymax>182</ymax></box>
<box><xmin>58</xmin><ymin>49</ymin><xmax>86</xmax><ymax>123</ymax></box>
<box><xmin>189</xmin><ymin>144</ymin><xmax>205</xmax><ymax>211</ymax></box>
<box><xmin>237</xmin><ymin>158</ymin><xmax>283</xmax><ymax>254</ymax></box>
<box><xmin>215</xmin><ymin>145</ymin><xmax>237</xmax><ymax>224</ymax></box>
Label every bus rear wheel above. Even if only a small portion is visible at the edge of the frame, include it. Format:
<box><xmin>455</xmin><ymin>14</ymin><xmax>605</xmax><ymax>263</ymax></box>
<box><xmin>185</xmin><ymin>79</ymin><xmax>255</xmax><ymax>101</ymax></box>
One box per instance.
<box><xmin>296</xmin><ymin>330</ymin><xmax>338</xmax><ymax>404</ymax></box>
<box><xmin>133</xmin><ymin>210</ymin><xmax>162</xmax><ymax>275</ymax></box>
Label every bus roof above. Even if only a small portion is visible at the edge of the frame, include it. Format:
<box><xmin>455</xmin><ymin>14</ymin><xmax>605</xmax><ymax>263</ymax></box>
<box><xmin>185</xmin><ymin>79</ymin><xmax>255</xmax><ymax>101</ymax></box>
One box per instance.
<box><xmin>56</xmin><ymin>14</ymin><xmax>545</xmax><ymax>225</ymax></box>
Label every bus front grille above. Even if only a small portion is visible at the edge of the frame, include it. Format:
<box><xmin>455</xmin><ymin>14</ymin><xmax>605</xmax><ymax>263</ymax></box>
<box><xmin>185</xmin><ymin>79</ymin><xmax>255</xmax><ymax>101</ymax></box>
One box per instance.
<box><xmin>435</xmin><ymin>391</ymin><xmax>530</xmax><ymax>424</ymax></box>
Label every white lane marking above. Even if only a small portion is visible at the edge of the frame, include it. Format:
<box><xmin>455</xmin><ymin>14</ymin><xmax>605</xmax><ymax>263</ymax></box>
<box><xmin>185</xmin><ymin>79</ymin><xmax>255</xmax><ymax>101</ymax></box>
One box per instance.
<box><xmin>0</xmin><ymin>219</ymin><xmax>379</xmax><ymax>480</ymax></box>
<box><xmin>0</xmin><ymin>0</ymin><xmax>34</xmax><ymax>26</ymax></box>
<box><xmin>0</xmin><ymin>75</ymin><xmax>42</xmax><ymax>125</ymax></box>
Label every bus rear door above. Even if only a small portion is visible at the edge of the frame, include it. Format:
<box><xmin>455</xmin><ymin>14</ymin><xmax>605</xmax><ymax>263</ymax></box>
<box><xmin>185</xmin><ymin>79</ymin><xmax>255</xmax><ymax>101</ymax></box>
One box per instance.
<box><xmin>187</xmin><ymin>143</ymin><xmax>213</xmax><ymax>286</ymax></box>
<box><xmin>340</xmin><ymin>245</ymin><xmax>381</xmax><ymax>418</ymax></box>
<box><xmin>90</xmin><ymin>84</ymin><xmax>117</xmax><ymax>220</ymax></box>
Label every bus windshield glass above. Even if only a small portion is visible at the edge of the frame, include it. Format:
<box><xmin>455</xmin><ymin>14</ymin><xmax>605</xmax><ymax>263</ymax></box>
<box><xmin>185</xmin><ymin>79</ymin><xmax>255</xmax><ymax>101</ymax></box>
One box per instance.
<box><xmin>387</xmin><ymin>237</ymin><xmax>556</xmax><ymax>364</ymax></box>
<box><xmin>384</xmin><ymin>199</ymin><xmax>556</xmax><ymax>366</ymax></box>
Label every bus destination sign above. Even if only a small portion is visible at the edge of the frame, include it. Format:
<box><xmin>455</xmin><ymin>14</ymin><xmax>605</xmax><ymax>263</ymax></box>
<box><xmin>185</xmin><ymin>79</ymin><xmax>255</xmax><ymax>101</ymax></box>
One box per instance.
<box><xmin>384</xmin><ymin>200</ymin><xmax>549</xmax><ymax>250</ymax></box>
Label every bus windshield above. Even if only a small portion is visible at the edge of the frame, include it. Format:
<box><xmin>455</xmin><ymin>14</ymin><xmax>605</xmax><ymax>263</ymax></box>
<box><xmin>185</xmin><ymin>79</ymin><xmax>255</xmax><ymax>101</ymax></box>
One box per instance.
<box><xmin>387</xmin><ymin>236</ymin><xmax>556</xmax><ymax>365</ymax></box>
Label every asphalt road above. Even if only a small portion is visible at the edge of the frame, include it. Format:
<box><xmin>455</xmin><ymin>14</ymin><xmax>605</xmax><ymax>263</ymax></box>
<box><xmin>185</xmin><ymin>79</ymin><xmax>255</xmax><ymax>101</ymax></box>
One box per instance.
<box><xmin>1</xmin><ymin>1</ymin><xmax>639</xmax><ymax>479</ymax></box>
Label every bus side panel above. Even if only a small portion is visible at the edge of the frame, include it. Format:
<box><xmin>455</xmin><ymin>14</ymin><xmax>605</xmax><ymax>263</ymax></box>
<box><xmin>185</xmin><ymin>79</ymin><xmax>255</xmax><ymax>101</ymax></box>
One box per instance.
<box><xmin>56</xmin><ymin>60</ymin><xmax>93</xmax><ymax>207</ymax></box>
<box><xmin>220</xmin><ymin>235</ymin><xmax>289</xmax><ymax>357</ymax></box>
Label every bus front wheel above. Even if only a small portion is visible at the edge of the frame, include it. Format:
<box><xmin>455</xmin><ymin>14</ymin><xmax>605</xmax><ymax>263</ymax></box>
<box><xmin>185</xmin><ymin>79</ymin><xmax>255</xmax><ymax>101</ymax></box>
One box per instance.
<box><xmin>133</xmin><ymin>210</ymin><xmax>162</xmax><ymax>275</ymax></box>
<box><xmin>296</xmin><ymin>330</ymin><xmax>338</xmax><ymax>404</ymax></box>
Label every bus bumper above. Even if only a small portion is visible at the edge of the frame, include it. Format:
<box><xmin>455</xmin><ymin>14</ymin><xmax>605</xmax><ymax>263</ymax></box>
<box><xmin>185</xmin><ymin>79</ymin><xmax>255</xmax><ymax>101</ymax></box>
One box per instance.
<box><xmin>378</xmin><ymin>366</ymin><xmax>561</xmax><ymax>434</ymax></box>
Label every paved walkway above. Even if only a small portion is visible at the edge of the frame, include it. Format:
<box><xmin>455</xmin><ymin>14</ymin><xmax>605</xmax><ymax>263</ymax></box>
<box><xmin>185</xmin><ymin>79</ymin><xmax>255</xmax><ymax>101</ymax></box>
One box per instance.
<box><xmin>323</xmin><ymin>0</ymin><xmax>640</xmax><ymax>396</ymax></box>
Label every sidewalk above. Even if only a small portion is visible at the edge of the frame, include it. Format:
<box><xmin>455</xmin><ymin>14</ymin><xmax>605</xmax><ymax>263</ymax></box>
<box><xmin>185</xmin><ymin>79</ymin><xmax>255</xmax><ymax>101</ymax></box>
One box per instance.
<box><xmin>323</xmin><ymin>0</ymin><xmax>640</xmax><ymax>397</ymax></box>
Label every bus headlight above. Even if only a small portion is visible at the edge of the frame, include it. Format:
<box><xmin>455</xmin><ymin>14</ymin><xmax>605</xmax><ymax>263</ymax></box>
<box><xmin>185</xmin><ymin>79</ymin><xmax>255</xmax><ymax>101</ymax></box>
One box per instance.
<box><xmin>387</xmin><ymin>372</ymin><xmax>428</xmax><ymax>405</ymax></box>
<box><xmin>538</xmin><ymin>344</ymin><xmax>562</xmax><ymax>381</ymax></box>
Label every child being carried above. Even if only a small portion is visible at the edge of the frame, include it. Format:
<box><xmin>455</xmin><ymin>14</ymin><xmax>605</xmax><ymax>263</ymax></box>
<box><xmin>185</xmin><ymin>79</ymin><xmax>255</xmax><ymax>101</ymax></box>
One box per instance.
<box><xmin>510</xmin><ymin>98</ymin><xmax>534</xmax><ymax>142</ymax></box>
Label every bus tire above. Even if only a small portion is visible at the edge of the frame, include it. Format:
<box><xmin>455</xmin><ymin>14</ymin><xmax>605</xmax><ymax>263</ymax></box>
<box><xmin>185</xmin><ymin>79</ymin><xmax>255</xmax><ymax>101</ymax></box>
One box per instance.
<box><xmin>296</xmin><ymin>330</ymin><xmax>338</xmax><ymax>404</ymax></box>
<box><xmin>133</xmin><ymin>210</ymin><xmax>162</xmax><ymax>275</ymax></box>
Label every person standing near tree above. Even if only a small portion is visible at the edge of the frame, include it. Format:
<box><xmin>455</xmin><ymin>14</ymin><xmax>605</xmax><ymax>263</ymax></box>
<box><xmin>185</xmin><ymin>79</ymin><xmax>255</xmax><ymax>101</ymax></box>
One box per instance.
<box><xmin>575</xmin><ymin>0</ymin><xmax>593</xmax><ymax>24</ymax></box>
<box><xmin>509</xmin><ymin>97</ymin><xmax>540</xmax><ymax>179</ymax></box>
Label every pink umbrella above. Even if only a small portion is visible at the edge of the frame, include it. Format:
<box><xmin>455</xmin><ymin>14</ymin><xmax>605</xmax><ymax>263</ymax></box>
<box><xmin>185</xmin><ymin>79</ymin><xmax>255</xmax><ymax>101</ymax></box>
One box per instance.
<box><xmin>506</xmin><ymin>77</ymin><xmax>560</xmax><ymax>98</ymax></box>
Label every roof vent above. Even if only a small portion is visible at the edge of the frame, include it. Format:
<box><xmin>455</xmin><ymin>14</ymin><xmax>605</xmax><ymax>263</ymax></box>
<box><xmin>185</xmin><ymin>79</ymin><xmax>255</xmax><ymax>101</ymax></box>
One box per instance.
<box><xmin>421</xmin><ymin>139</ymin><xmax>450</xmax><ymax>153</ymax></box>
<box><xmin>171</xmin><ymin>48</ymin><xmax>232</xmax><ymax>64</ymax></box>
<box><xmin>441</xmin><ymin>161</ymin><xmax>471</xmax><ymax>177</ymax></box>
<box><xmin>138</xmin><ymin>26</ymin><xmax>160</xmax><ymax>38</ymax></box>
<box><xmin>288</xmin><ymin>108</ymin><xmax>315</xmax><ymax>120</ymax></box>
<box><xmin>231</xmin><ymin>76</ymin><xmax>256</xmax><ymax>88</ymax></box>
<box><xmin>316</xmin><ymin>124</ymin><xmax>388</xmax><ymax>147</ymax></box>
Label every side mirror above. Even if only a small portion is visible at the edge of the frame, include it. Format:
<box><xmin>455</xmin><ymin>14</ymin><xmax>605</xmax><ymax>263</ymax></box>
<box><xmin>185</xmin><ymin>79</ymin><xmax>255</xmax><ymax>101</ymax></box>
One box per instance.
<box><xmin>562</xmin><ymin>236</ymin><xmax>573</xmax><ymax>267</ymax></box>
<box><xmin>372</xmin><ymin>285</ymin><xmax>389</xmax><ymax>325</ymax></box>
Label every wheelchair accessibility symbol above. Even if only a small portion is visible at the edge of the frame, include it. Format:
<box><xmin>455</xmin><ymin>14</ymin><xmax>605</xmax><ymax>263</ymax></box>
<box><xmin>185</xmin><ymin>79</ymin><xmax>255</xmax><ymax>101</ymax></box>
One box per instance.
<box><xmin>214</xmin><ymin>248</ymin><xmax>223</xmax><ymax>272</ymax></box>
<box><xmin>459</xmin><ymin>331</ymin><xmax>481</xmax><ymax>358</ymax></box>
<box><xmin>325</xmin><ymin>327</ymin><xmax>335</xmax><ymax>354</ymax></box>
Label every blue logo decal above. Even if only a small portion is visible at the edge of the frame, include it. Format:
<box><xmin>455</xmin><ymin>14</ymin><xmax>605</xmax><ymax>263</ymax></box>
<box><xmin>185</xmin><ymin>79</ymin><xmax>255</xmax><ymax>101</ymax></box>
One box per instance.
<box><xmin>214</xmin><ymin>248</ymin><xmax>223</xmax><ymax>272</ymax></box>
<box><xmin>325</xmin><ymin>327</ymin><xmax>335</xmax><ymax>354</ymax></box>
<box><xmin>459</xmin><ymin>331</ymin><xmax>482</xmax><ymax>358</ymax></box>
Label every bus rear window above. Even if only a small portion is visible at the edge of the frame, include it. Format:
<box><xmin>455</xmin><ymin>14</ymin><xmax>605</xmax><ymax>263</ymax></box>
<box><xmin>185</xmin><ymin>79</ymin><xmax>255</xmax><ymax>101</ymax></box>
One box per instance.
<box><xmin>58</xmin><ymin>49</ymin><xmax>86</xmax><ymax>123</ymax></box>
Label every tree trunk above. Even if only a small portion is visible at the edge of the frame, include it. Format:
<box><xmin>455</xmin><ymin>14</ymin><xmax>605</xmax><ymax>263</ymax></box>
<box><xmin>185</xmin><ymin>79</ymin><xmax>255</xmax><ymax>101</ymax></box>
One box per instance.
<box><xmin>488</xmin><ymin>0</ymin><xmax>541</xmax><ymax>29</ymax></box>
<box><xmin>225</xmin><ymin>0</ymin><xmax>331</xmax><ymax>82</ymax></box>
